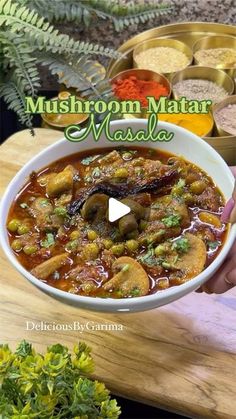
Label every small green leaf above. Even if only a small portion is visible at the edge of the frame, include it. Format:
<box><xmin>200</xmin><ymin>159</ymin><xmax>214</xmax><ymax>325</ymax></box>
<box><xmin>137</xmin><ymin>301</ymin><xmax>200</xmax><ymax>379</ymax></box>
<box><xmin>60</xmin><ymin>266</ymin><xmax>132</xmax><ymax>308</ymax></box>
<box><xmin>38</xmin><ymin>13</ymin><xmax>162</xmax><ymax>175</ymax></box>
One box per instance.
<box><xmin>81</xmin><ymin>155</ymin><xmax>100</xmax><ymax>165</ymax></box>
<box><xmin>207</xmin><ymin>240</ymin><xmax>221</xmax><ymax>250</ymax></box>
<box><xmin>20</xmin><ymin>202</ymin><xmax>28</xmax><ymax>209</ymax></box>
<box><xmin>40</xmin><ymin>233</ymin><xmax>55</xmax><ymax>248</ymax></box>
<box><xmin>172</xmin><ymin>237</ymin><xmax>190</xmax><ymax>253</ymax></box>
<box><xmin>162</xmin><ymin>214</ymin><xmax>181</xmax><ymax>228</ymax></box>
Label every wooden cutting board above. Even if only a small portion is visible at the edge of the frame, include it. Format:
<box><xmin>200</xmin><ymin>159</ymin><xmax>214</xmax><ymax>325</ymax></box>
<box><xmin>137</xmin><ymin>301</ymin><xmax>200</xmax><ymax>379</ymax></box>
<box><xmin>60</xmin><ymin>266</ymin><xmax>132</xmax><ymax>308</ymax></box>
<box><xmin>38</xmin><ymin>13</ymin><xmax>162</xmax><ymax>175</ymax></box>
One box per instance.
<box><xmin>1</xmin><ymin>128</ymin><xmax>236</xmax><ymax>419</ymax></box>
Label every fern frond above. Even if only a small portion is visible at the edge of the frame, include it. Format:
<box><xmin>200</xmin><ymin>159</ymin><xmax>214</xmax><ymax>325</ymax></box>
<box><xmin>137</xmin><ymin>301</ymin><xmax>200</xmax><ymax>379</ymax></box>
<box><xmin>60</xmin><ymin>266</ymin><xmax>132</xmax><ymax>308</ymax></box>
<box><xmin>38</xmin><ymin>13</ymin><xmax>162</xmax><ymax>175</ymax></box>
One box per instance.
<box><xmin>17</xmin><ymin>0</ymin><xmax>173</xmax><ymax>31</ymax></box>
<box><xmin>80</xmin><ymin>0</ymin><xmax>173</xmax><ymax>31</ymax></box>
<box><xmin>0</xmin><ymin>75</ymin><xmax>33</xmax><ymax>128</ymax></box>
<box><xmin>38</xmin><ymin>53</ymin><xmax>111</xmax><ymax>99</ymax></box>
<box><xmin>0</xmin><ymin>31</ymin><xmax>40</xmax><ymax>97</ymax></box>
<box><xmin>0</xmin><ymin>0</ymin><xmax>122</xmax><ymax>58</ymax></box>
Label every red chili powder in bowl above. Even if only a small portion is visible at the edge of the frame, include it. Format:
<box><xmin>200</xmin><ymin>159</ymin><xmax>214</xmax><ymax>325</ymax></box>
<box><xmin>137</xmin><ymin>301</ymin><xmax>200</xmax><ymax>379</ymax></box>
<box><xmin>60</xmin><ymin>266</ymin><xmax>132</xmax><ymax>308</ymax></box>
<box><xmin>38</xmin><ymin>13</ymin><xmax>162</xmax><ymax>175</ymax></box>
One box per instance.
<box><xmin>112</xmin><ymin>75</ymin><xmax>169</xmax><ymax>107</ymax></box>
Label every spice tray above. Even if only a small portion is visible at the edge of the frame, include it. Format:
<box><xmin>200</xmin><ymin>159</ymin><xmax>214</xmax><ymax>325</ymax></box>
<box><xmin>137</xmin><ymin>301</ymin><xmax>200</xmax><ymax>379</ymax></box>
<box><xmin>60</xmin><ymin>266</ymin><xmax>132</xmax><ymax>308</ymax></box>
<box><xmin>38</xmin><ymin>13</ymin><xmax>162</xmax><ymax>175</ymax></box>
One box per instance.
<box><xmin>107</xmin><ymin>22</ymin><xmax>236</xmax><ymax>165</ymax></box>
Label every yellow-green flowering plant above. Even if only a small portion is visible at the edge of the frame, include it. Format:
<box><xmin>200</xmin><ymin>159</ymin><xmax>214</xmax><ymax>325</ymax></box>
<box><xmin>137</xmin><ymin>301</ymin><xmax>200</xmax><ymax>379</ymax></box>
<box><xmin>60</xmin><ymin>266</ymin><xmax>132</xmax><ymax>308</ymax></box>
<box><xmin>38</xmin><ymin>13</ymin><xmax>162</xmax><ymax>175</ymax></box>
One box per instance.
<box><xmin>0</xmin><ymin>341</ymin><xmax>121</xmax><ymax>418</ymax></box>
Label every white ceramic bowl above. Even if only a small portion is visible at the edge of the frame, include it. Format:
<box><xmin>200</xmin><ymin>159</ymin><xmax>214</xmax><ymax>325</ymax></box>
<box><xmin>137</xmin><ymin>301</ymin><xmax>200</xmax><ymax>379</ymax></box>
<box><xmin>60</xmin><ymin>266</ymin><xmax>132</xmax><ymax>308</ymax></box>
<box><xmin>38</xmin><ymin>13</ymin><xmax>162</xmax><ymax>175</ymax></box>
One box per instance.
<box><xmin>0</xmin><ymin>119</ymin><xmax>236</xmax><ymax>312</ymax></box>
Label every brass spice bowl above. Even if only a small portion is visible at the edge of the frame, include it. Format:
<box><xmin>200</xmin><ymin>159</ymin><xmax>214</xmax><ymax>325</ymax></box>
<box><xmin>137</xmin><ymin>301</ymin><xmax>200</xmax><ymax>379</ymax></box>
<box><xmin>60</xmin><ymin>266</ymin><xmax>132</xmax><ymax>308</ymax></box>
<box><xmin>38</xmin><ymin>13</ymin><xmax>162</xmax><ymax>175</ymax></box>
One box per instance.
<box><xmin>133</xmin><ymin>38</ymin><xmax>193</xmax><ymax>80</ymax></box>
<box><xmin>41</xmin><ymin>91</ymin><xmax>89</xmax><ymax>129</ymax></box>
<box><xmin>172</xmin><ymin>66</ymin><xmax>235</xmax><ymax>103</ymax></box>
<box><xmin>111</xmin><ymin>68</ymin><xmax>171</xmax><ymax>119</ymax></box>
<box><xmin>193</xmin><ymin>35</ymin><xmax>236</xmax><ymax>77</ymax></box>
<box><xmin>213</xmin><ymin>95</ymin><xmax>236</xmax><ymax>136</ymax></box>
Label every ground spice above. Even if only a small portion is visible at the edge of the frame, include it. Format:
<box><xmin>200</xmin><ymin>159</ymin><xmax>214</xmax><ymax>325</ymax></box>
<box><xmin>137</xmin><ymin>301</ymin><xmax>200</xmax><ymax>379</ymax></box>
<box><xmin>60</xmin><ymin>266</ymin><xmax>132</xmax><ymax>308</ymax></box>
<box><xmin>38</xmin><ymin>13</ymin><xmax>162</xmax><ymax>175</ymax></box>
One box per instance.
<box><xmin>135</xmin><ymin>47</ymin><xmax>189</xmax><ymax>73</ymax></box>
<box><xmin>195</xmin><ymin>48</ymin><xmax>236</xmax><ymax>68</ymax></box>
<box><xmin>173</xmin><ymin>78</ymin><xmax>229</xmax><ymax>103</ymax></box>
<box><xmin>112</xmin><ymin>75</ymin><xmax>169</xmax><ymax>107</ymax></box>
<box><xmin>214</xmin><ymin>103</ymin><xmax>236</xmax><ymax>135</ymax></box>
<box><xmin>158</xmin><ymin>112</ymin><xmax>213</xmax><ymax>137</ymax></box>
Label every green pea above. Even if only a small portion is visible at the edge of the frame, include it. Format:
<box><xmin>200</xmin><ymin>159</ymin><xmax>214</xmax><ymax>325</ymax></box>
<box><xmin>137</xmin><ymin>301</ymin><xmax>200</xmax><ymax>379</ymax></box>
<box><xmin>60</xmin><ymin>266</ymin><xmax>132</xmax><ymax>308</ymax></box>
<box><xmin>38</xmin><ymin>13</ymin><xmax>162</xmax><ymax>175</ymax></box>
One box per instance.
<box><xmin>103</xmin><ymin>239</ymin><xmax>113</xmax><ymax>250</ymax></box>
<box><xmin>111</xmin><ymin>244</ymin><xmax>125</xmax><ymax>256</ymax></box>
<box><xmin>23</xmin><ymin>245</ymin><xmax>38</xmax><ymax>255</ymax></box>
<box><xmin>183</xmin><ymin>193</ymin><xmax>194</xmax><ymax>204</ymax></box>
<box><xmin>87</xmin><ymin>230</ymin><xmax>98</xmax><ymax>241</ymax></box>
<box><xmin>190</xmin><ymin>180</ymin><xmax>207</xmax><ymax>195</ymax></box>
<box><xmin>154</xmin><ymin>244</ymin><xmax>166</xmax><ymax>256</ymax></box>
<box><xmin>69</xmin><ymin>230</ymin><xmax>80</xmax><ymax>240</ymax></box>
<box><xmin>8</xmin><ymin>219</ymin><xmax>21</xmax><ymax>232</ymax></box>
<box><xmin>114</xmin><ymin>168</ymin><xmax>129</xmax><ymax>178</ymax></box>
<box><xmin>54</xmin><ymin>206</ymin><xmax>67</xmax><ymax>216</ymax></box>
<box><xmin>11</xmin><ymin>239</ymin><xmax>22</xmax><ymax>252</ymax></box>
<box><xmin>17</xmin><ymin>224</ymin><xmax>30</xmax><ymax>235</ymax></box>
<box><xmin>126</xmin><ymin>239</ymin><xmax>139</xmax><ymax>252</ymax></box>
<box><xmin>83</xmin><ymin>243</ymin><xmax>99</xmax><ymax>260</ymax></box>
<box><xmin>65</xmin><ymin>240</ymin><xmax>78</xmax><ymax>252</ymax></box>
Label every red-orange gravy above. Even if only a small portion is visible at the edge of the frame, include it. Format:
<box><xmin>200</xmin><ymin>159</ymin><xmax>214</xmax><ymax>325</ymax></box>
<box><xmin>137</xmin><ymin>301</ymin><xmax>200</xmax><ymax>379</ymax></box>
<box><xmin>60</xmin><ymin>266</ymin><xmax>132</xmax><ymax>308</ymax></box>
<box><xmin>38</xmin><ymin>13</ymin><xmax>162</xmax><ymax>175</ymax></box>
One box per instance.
<box><xmin>7</xmin><ymin>147</ymin><xmax>227</xmax><ymax>298</ymax></box>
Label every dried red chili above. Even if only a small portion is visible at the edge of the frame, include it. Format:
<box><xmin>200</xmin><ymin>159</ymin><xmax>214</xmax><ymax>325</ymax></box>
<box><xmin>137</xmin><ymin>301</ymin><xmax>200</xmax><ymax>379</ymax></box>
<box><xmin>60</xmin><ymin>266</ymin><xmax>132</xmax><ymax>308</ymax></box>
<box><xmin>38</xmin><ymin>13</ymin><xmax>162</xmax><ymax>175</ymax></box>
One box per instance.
<box><xmin>112</xmin><ymin>75</ymin><xmax>168</xmax><ymax>107</ymax></box>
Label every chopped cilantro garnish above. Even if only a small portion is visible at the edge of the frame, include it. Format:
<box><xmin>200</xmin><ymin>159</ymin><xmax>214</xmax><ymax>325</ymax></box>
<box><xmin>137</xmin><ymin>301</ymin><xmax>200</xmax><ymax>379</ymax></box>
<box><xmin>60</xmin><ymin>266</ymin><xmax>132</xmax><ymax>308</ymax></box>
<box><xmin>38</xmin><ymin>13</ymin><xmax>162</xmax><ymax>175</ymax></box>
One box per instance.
<box><xmin>173</xmin><ymin>255</ymin><xmax>180</xmax><ymax>264</ymax></box>
<box><xmin>20</xmin><ymin>202</ymin><xmax>28</xmax><ymax>209</ymax></box>
<box><xmin>121</xmin><ymin>264</ymin><xmax>130</xmax><ymax>273</ymax></box>
<box><xmin>54</xmin><ymin>207</ymin><xmax>68</xmax><ymax>217</ymax></box>
<box><xmin>81</xmin><ymin>155</ymin><xmax>100</xmax><ymax>165</ymax></box>
<box><xmin>92</xmin><ymin>167</ymin><xmax>101</xmax><ymax>178</ymax></box>
<box><xmin>162</xmin><ymin>214</ymin><xmax>181</xmax><ymax>227</ymax></box>
<box><xmin>134</xmin><ymin>167</ymin><xmax>144</xmax><ymax>177</ymax></box>
<box><xmin>130</xmin><ymin>287</ymin><xmax>141</xmax><ymax>297</ymax></box>
<box><xmin>162</xmin><ymin>261</ymin><xmax>172</xmax><ymax>269</ymax></box>
<box><xmin>172</xmin><ymin>237</ymin><xmax>190</xmax><ymax>253</ymax></box>
<box><xmin>41</xmin><ymin>233</ymin><xmax>55</xmax><ymax>248</ymax></box>
<box><xmin>177</xmin><ymin>178</ymin><xmax>186</xmax><ymax>188</ymax></box>
<box><xmin>39</xmin><ymin>198</ymin><xmax>50</xmax><ymax>207</ymax></box>
<box><xmin>138</xmin><ymin>248</ymin><xmax>164</xmax><ymax>267</ymax></box>
<box><xmin>207</xmin><ymin>240</ymin><xmax>221</xmax><ymax>250</ymax></box>
<box><xmin>138</xmin><ymin>248</ymin><xmax>155</xmax><ymax>265</ymax></box>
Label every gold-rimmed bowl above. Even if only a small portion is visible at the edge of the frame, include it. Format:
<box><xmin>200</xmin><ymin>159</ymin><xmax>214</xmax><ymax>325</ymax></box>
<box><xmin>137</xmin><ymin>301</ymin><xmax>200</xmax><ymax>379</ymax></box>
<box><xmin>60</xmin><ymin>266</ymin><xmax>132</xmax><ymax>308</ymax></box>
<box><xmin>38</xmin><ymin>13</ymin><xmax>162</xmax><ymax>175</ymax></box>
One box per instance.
<box><xmin>133</xmin><ymin>38</ymin><xmax>193</xmax><ymax>80</ymax></box>
<box><xmin>41</xmin><ymin>91</ymin><xmax>89</xmax><ymax>129</ymax></box>
<box><xmin>111</xmin><ymin>68</ymin><xmax>171</xmax><ymax>118</ymax></box>
<box><xmin>213</xmin><ymin>95</ymin><xmax>236</xmax><ymax>136</ymax></box>
<box><xmin>193</xmin><ymin>36</ymin><xmax>236</xmax><ymax>76</ymax></box>
<box><xmin>157</xmin><ymin>111</ymin><xmax>214</xmax><ymax>138</ymax></box>
<box><xmin>172</xmin><ymin>66</ymin><xmax>234</xmax><ymax>104</ymax></box>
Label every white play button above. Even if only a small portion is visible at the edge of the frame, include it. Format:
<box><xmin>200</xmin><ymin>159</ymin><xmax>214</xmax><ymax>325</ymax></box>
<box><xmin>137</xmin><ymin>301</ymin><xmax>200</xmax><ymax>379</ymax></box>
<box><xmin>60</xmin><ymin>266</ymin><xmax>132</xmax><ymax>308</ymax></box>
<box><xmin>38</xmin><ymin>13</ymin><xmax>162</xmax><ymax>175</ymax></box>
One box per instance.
<box><xmin>108</xmin><ymin>198</ymin><xmax>131</xmax><ymax>222</ymax></box>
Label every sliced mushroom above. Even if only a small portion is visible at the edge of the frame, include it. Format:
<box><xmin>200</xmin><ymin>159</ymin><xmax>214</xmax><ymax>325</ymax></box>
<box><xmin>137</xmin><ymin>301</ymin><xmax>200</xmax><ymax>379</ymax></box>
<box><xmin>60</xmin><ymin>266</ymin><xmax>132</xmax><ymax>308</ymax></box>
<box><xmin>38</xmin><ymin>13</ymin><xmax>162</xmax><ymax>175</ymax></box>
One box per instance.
<box><xmin>46</xmin><ymin>166</ymin><xmax>74</xmax><ymax>197</ymax></box>
<box><xmin>118</xmin><ymin>214</ymin><xmax>138</xmax><ymax>237</ymax></box>
<box><xmin>150</xmin><ymin>195</ymin><xmax>190</xmax><ymax>227</ymax></box>
<box><xmin>173</xmin><ymin>233</ymin><xmax>206</xmax><ymax>277</ymax></box>
<box><xmin>103</xmin><ymin>256</ymin><xmax>149</xmax><ymax>297</ymax></box>
<box><xmin>31</xmin><ymin>253</ymin><xmax>70</xmax><ymax>280</ymax></box>
<box><xmin>80</xmin><ymin>193</ymin><xmax>109</xmax><ymax>221</ymax></box>
<box><xmin>68</xmin><ymin>170</ymin><xmax>177</xmax><ymax>215</ymax></box>
<box><xmin>120</xmin><ymin>198</ymin><xmax>146</xmax><ymax>220</ymax></box>
<box><xmin>29</xmin><ymin>197</ymin><xmax>53</xmax><ymax>229</ymax></box>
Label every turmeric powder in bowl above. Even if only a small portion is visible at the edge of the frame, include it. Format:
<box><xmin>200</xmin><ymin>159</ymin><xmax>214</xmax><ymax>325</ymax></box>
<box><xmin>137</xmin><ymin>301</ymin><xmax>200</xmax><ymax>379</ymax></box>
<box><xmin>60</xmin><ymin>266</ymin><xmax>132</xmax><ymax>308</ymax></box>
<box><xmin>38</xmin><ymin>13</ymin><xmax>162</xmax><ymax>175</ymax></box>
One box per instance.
<box><xmin>157</xmin><ymin>112</ymin><xmax>213</xmax><ymax>137</ymax></box>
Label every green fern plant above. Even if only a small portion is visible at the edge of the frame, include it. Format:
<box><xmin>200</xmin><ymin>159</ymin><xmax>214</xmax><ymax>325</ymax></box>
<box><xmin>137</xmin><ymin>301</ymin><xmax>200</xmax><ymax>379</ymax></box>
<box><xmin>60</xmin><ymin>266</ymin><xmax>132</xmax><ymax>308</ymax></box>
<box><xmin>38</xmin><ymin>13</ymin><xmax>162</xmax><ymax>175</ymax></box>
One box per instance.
<box><xmin>0</xmin><ymin>0</ymin><xmax>123</xmax><ymax>129</ymax></box>
<box><xmin>0</xmin><ymin>0</ymin><xmax>172</xmax><ymax>130</ymax></box>
<box><xmin>17</xmin><ymin>0</ymin><xmax>173</xmax><ymax>32</ymax></box>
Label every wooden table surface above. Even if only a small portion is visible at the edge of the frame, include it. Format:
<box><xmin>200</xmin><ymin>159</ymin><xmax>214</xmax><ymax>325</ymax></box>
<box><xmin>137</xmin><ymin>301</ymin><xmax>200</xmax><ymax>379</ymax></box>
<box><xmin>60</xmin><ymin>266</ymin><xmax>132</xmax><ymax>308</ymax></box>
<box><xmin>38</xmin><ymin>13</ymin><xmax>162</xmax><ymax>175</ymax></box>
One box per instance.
<box><xmin>1</xmin><ymin>129</ymin><xmax>236</xmax><ymax>419</ymax></box>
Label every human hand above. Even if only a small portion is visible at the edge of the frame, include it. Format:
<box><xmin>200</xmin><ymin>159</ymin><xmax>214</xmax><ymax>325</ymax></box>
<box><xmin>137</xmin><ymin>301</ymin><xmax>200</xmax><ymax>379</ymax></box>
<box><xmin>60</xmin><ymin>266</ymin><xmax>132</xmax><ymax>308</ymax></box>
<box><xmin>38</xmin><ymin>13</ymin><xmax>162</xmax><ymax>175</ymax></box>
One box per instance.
<box><xmin>221</xmin><ymin>166</ymin><xmax>236</xmax><ymax>224</ymax></box>
<box><xmin>198</xmin><ymin>167</ymin><xmax>236</xmax><ymax>293</ymax></box>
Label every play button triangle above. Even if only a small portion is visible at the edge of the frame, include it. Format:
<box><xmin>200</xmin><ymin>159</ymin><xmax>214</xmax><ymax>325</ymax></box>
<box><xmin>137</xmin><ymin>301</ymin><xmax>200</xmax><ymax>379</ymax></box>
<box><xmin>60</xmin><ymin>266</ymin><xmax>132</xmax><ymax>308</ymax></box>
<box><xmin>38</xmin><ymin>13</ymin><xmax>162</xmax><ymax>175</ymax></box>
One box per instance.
<box><xmin>108</xmin><ymin>198</ymin><xmax>131</xmax><ymax>223</ymax></box>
